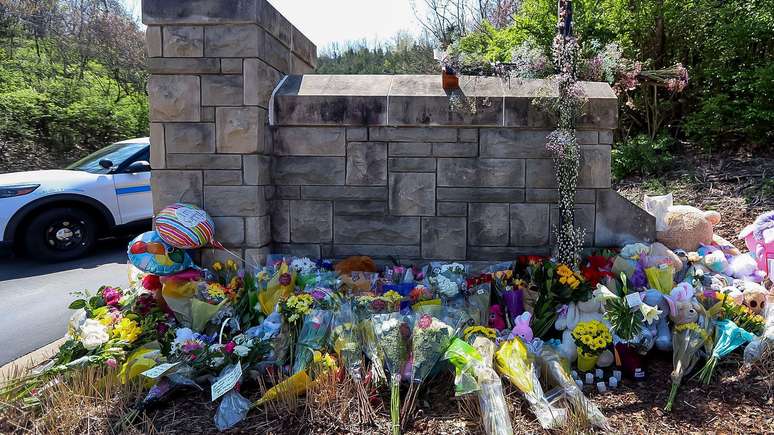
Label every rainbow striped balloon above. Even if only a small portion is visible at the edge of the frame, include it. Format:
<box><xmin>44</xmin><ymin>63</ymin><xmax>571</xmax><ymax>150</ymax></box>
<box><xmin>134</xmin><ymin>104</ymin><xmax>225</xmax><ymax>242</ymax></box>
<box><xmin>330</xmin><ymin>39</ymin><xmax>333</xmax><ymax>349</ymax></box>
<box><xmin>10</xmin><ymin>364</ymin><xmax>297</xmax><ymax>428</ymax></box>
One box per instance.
<box><xmin>155</xmin><ymin>203</ymin><xmax>215</xmax><ymax>249</ymax></box>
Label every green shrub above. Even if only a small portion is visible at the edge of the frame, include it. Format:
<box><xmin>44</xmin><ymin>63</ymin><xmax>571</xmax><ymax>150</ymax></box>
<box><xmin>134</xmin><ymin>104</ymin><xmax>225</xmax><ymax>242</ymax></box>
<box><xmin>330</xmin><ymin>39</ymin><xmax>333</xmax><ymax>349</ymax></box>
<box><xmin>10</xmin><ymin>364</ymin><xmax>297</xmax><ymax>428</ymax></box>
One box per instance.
<box><xmin>611</xmin><ymin>134</ymin><xmax>674</xmax><ymax>180</ymax></box>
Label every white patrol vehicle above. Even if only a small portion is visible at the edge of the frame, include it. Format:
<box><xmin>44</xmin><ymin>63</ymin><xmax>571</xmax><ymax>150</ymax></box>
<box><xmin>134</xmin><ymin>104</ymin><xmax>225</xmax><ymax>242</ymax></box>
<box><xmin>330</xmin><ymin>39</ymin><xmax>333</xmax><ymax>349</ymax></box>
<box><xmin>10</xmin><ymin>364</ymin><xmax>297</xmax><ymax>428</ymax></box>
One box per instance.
<box><xmin>0</xmin><ymin>138</ymin><xmax>153</xmax><ymax>261</ymax></box>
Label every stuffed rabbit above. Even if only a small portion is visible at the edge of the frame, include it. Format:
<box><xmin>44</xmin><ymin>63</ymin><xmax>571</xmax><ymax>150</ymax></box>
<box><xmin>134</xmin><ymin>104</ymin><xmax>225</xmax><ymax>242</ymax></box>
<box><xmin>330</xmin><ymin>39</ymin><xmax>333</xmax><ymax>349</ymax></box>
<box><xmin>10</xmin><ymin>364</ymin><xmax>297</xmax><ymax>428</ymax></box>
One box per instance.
<box><xmin>555</xmin><ymin>298</ymin><xmax>614</xmax><ymax>367</ymax></box>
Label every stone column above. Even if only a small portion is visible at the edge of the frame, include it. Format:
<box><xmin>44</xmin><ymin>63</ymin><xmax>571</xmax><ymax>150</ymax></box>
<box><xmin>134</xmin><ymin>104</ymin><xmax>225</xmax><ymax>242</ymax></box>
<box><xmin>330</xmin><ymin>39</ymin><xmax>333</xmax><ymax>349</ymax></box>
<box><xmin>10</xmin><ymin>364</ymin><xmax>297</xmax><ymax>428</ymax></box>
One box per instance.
<box><xmin>142</xmin><ymin>0</ymin><xmax>316</xmax><ymax>264</ymax></box>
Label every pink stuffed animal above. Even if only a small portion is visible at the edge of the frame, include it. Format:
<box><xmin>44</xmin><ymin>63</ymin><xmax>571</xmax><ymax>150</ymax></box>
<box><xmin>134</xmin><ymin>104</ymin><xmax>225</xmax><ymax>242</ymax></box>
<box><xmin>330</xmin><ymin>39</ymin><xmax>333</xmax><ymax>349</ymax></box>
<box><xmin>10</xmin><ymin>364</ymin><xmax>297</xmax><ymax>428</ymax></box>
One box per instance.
<box><xmin>740</xmin><ymin>211</ymin><xmax>774</xmax><ymax>278</ymax></box>
<box><xmin>488</xmin><ymin>304</ymin><xmax>507</xmax><ymax>331</ymax></box>
<box><xmin>508</xmin><ymin>312</ymin><xmax>534</xmax><ymax>342</ymax></box>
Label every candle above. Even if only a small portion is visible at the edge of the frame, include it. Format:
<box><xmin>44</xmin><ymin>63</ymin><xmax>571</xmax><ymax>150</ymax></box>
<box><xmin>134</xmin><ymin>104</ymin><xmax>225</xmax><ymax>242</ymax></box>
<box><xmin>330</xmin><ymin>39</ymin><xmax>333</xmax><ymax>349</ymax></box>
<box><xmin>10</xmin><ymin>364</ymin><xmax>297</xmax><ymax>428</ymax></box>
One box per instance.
<box><xmin>575</xmin><ymin>379</ymin><xmax>584</xmax><ymax>389</ymax></box>
<box><xmin>596</xmin><ymin>382</ymin><xmax>607</xmax><ymax>393</ymax></box>
<box><xmin>571</xmin><ymin>370</ymin><xmax>578</xmax><ymax>379</ymax></box>
<box><xmin>609</xmin><ymin>377</ymin><xmax>618</xmax><ymax>389</ymax></box>
<box><xmin>595</xmin><ymin>368</ymin><xmax>604</xmax><ymax>379</ymax></box>
<box><xmin>613</xmin><ymin>370</ymin><xmax>622</xmax><ymax>382</ymax></box>
<box><xmin>585</xmin><ymin>373</ymin><xmax>594</xmax><ymax>384</ymax></box>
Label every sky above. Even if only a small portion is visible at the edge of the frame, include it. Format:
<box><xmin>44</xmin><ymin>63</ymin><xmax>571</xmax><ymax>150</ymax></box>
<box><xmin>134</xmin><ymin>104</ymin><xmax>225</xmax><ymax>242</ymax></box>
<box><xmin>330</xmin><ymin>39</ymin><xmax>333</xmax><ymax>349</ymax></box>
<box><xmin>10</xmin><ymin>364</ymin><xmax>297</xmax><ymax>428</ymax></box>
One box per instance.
<box><xmin>122</xmin><ymin>0</ymin><xmax>423</xmax><ymax>50</ymax></box>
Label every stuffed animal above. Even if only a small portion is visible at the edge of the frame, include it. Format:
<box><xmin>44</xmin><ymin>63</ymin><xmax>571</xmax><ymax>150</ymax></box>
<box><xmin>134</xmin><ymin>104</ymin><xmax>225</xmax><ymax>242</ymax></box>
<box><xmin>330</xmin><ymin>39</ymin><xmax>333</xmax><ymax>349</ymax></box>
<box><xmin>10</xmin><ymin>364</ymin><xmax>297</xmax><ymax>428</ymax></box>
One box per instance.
<box><xmin>643</xmin><ymin>289</ymin><xmax>672</xmax><ymax>351</ymax></box>
<box><xmin>644</xmin><ymin>194</ymin><xmax>733</xmax><ymax>252</ymax></box>
<box><xmin>664</xmin><ymin>283</ymin><xmax>703</xmax><ymax>325</ymax></box>
<box><xmin>508</xmin><ymin>312</ymin><xmax>534</xmax><ymax>342</ymax></box>
<box><xmin>334</xmin><ymin>256</ymin><xmax>377</xmax><ymax>275</ymax></box>
<box><xmin>740</xmin><ymin>211</ymin><xmax>774</xmax><ymax>278</ymax></box>
<box><xmin>555</xmin><ymin>298</ymin><xmax>615</xmax><ymax>367</ymax></box>
<box><xmin>488</xmin><ymin>304</ymin><xmax>507</xmax><ymax>331</ymax></box>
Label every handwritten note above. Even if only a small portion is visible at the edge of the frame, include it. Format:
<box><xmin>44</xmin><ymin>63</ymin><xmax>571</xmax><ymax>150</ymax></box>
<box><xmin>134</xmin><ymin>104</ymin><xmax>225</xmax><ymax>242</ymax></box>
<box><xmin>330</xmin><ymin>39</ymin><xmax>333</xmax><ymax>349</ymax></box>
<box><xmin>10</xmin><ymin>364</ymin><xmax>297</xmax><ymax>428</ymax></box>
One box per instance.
<box><xmin>211</xmin><ymin>362</ymin><xmax>242</xmax><ymax>401</ymax></box>
<box><xmin>141</xmin><ymin>362</ymin><xmax>180</xmax><ymax>379</ymax></box>
<box><xmin>625</xmin><ymin>292</ymin><xmax>642</xmax><ymax>309</ymax></box>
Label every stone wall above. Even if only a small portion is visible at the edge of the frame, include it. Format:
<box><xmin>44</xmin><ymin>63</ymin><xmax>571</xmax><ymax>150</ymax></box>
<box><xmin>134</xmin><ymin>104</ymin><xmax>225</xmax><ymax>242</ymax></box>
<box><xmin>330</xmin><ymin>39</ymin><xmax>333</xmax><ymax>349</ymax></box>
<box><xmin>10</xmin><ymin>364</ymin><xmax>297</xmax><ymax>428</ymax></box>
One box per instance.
<box><xmin>142</xmin><ymin>0</ymin><xmax>316</xmax><ymax>263</ymax></box>
<box><xmin>270</xmin><ymin>75</ymin><xmax>655</xmax><ymax>262</ymax></box>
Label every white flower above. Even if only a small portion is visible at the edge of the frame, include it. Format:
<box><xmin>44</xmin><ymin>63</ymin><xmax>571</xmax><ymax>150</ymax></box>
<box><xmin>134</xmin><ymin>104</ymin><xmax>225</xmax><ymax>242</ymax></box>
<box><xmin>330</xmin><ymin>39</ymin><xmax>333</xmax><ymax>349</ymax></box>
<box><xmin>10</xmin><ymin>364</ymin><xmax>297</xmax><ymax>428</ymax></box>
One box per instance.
<box><xmin>234</xmin><ymin>345</ymin><xmax>250</xmax><ymax>357</ymax></box>
<box><xmin>79</xmin><ymin>319</ymin><xmax>109</xmax><ymax>350</ymax></box>
<box><xmin>639</xmin><ymin>303</ymin><xmax>662</xmax><ymax>325</ymax></box>
<box><xmin>436</xmin><ymin>274</ymin><xmax>459</xmax><ymax>297</ymax></box>
<box><xmin>593</xmin><ymin>284</ymin><xmax>618</xmax><ymax>302</ymax></box>
<box><xmin>172</xmin><ymin>328</ymin><xmax>196</xmax><ymax>351</ymax></box>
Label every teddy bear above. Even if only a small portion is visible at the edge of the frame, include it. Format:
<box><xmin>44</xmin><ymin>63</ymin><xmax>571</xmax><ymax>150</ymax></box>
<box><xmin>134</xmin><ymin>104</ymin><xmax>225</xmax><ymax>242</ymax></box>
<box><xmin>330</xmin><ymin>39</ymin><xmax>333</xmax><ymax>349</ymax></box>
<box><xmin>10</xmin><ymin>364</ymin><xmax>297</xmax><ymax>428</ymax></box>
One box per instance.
<box><xmin>664</xmin><ymin>282</ymin><xmax>705</xmax><ymax>325</ymax></box>
<box><xmin>644</xmin><ymin>194</ymin><xmax>737</xmax><ymax>253</ymax></box>
<box><xmin>555</xmin><ymin>298</ymin><xmax>615</xmax><ymax>367</ymax></box>
<box><xmin>643</xmin><ymin>289</ymin><xmax>672</xmax><ymax>351</ymax></box>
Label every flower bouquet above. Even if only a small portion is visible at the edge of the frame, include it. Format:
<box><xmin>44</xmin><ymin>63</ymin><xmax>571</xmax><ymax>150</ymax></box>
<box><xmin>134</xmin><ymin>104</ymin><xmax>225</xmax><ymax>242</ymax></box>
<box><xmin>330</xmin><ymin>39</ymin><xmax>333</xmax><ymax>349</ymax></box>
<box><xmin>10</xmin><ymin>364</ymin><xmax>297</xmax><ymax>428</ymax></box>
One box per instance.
<box><xmin>401</xmin><ymin>307</ymin><xmax>466</xmax><ymax>424</ymax></box>
<box><xmin>275</xmin><ymin>293</ymin><xmax>314</xmax><ymax>366</ymax></box>
<box><xmin>444</xmin><ymin>337</ymin><xmax>513</xmax><ymax>435</ymax></box>
<box><xmin>465</xmin><ymin>274</ymin><xmax>493</xmax><ymax>325</ymax></box>
<box><xmin>426</xmin><ymin>262</ymin><xmax>467</xmax><ymax>300</ymax></box>
<box><xmin>571</xmin><ymin>320</ymin><xmax>612</xmax><ymax>371</ymax></box>
<box><xmin>696</xmin><ymin>319</ymin><xmax>755</xmax><ymax>384</ymax></box>
<box><xmin>332</xmin><ymin>302</ymin><xmax>376</xmax><ymax>423</ymax></box>
<box><xmin>291</xmin><ymin>308</ymin><xmax>334</xmax><ymax>374</ymax></box>
<box><xmin>664</xmin><ymin>321</ymin><xmax>711</xmax><ymax>411</ymax></box>
<box><xmin>495</xmin><ymin>337</ymin><xmax>566</xmax><ymax>429</ymax></box>
<box><xmin>371</xmin><ymin>312</ymin><xmax>409</xmax><ymax>435</ymax></box>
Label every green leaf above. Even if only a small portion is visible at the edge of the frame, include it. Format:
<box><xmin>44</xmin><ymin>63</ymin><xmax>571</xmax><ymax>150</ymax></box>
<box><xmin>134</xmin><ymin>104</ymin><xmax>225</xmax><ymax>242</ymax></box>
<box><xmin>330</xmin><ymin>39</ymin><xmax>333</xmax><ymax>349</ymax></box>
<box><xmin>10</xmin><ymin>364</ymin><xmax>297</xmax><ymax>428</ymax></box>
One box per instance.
<box><xmin>89</xmin><ymin>295</ymin><xmax>105</xmax><ymax>309</ymax></box>
<box><xmin>68</xmin><ymin>299</ymin><xmax>86</xmax><ymax>310</ymax></box>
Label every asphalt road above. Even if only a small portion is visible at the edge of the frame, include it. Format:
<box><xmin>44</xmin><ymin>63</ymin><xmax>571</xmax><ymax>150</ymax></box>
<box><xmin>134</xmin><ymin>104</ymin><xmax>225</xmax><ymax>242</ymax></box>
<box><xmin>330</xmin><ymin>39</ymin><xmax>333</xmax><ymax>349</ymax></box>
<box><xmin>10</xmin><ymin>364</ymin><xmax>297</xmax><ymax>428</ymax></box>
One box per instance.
<box><xmin>0</xmin><ymin>240</ymin><xmax>129</xmax><ymax>366</ymax></box>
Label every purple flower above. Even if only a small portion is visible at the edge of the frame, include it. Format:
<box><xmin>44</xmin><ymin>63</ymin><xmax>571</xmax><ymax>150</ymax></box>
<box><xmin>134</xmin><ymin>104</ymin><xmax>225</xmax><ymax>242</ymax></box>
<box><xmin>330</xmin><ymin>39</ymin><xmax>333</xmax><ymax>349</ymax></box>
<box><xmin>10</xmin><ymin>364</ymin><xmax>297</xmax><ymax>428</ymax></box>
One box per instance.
<box><xmin>102</xmin><ymin>287</ymin><xmax>122</xmax><ymax>306</ymax></box>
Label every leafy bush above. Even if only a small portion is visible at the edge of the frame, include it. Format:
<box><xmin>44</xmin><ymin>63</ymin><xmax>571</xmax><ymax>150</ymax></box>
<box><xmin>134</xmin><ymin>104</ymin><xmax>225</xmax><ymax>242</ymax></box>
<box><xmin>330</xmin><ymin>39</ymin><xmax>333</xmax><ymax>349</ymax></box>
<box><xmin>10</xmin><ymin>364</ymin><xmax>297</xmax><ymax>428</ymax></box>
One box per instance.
<box><xmin>611</xmin><ymin>134</ymin><xmax>674</xmax><ymax>179</ymax></box>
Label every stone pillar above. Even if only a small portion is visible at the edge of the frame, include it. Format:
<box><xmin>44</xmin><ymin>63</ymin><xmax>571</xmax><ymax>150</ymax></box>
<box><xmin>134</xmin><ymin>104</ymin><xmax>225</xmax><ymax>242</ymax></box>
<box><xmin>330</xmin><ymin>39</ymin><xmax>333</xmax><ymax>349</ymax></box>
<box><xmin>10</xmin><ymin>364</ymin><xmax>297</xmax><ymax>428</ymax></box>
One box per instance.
<box><xmin>142</xmin><ymin>0</ymin><xmax>316</xmax><ymax>263</ymax></box>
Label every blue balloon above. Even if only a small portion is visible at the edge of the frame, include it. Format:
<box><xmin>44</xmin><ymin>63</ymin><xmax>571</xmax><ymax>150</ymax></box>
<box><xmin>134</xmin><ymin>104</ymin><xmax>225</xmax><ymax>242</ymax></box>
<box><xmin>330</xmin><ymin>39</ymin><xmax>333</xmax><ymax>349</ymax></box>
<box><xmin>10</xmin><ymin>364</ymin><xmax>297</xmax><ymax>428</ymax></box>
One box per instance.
<box><xmin>127</xmin><ymin>231</ymin><xmax>192</xmax><ymax>276</ymax></box>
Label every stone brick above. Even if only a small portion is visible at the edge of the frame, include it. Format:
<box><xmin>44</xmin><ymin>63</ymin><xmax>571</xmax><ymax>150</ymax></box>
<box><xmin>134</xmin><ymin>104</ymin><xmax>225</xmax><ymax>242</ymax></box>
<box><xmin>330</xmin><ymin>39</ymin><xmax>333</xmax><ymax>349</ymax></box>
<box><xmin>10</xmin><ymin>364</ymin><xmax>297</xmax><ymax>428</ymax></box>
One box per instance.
<box><xmin>301</xmin><ymin>186</ymin><xmax>386</xmax><ymax>200</ymax></box>
<box><xmin>437</xmin><ymin>202</ymin><xmax>467</xmax><ymax>217</ymax></box>
<box><xmin>273</xmin><ymin>157</ymin><xmax>345</xmax><ymax>185</ymax></box>
<box><xmin>274</xmin><ymin>127</ymin><xmax>345</xmax><ymax>156</ymax></box>
<box><xmin>595</xmin><ymin>190</ymin><xmax>656</xmax><ymax>247</ymax></box>
<box><xmin>459</xmin><ymin>128</ymin><xmax>478</xmax><ymax>142</ymax></box>
<box><xmin>216</xmin><ymin>107</ymin><xmax>263</xmax><ymax>154</ymax></box>
<box><xmin>162</xmin><ymin>26</ymin><xmax>203</xmax><ymax>57</ymax></box>
<box><xmin>436</xmin><ymin>188</ymin><xmax>524</xmax><ymax>202</ymax></box>
<box><xmin>142</xmin><ymin>0</ymin><xmax>258</xmax><ymax>24</ymax></box>
<box><xmin>204</xmin><ymin>170</ymin><xmax>242</xmax><ymax>185</ymax></box>
<box><xmin>221</xmin><ymin>58</ymin><xmax>242</xmax><ymax>74</ymax></box>
<box><xmin>479</xmin><ymin>129</ymin><xmax>552</xmax><ymax>158</ymax></box>
<box><xmin>151</xmin><ymin>170</ymin><xmax>202</xmax><ymax>211</ymax></box>
<box><xmin>468</xmin><ymin>246</ymin><xmax>549</xmax><ymax>260</ymax></box>
<box><xmin>201</xmin><ymin>107</ymin><xmax>215</xmax><ymax>122</ymax></box>
<box><xmin>204</xmin><ymin>24</ymin><xmax>262</xmax><ymax>57</ymax></box>
<box><xmin>212</xmin><ymin>217</ymin><xmax>244</xmax><ymax>246</ymax></box>
<box><xmin>525</xmin><ymin>189</ymin><xmax>596</xmax><ymax>204</ymax></box>
<box><xmin>576</xmin><ymin>130</ymin><xmax>599</xmax><ymax>144</ymax></box>
<box><xmin>244</xmin><ymin>58</ymin><xmax>282</xmax><ymax>107</ymax></box>
<box><xmin>389</xmin><ymin>173</ymin><xmax>435</xmax><ymax>216</ymax></box>
<box><xmin>146</xmin><ymin>26</ymin><xmax>162</xmax><ymax>57</ymax></box>
<box><xmin>271</xmin><ymin>200</ymin><xmax>290</xmax><ymax>242</ymax></box>
<box><xmin>202</xmin><ymin>75</ymin><xmax>243</xmax><ymax>106</ymax></box>
<box><xmin>264</xmin><ymin>186</ymin><xmax>275</xmax><ymax>200</ymax></box>
<box><xmin>201</xmin><ymin>248</ymin><xmax>241</xmax><ymax>267</ymax></box>
<box><xmin>149</xmin><ymin>123</ymin><xmax>165</xmax><ymax>169</ymax></box>
<box><xmin>245</xmin><ymin>247</ymin><xmax>271</xmax><ymax>265</ymax></box>
<box><xmin>245</xmin><ymin>215</ymin><xmax>271</xmax><ymax>246</ymax></box>
<box><xmin>599</xmin><ymin>130</ymin><xmax>614</xmax><ymax>144</ymax></box>
<box><xmin>164</xmin><ymin>123</ymin><xmax>215</xmax><ymax>153</ymax></box>
<box><xmin>388</xmin><ymin>158</ymin><xmax>436</xmax><ymax>172</ymax></box>
<box><xmin>258</xmin><ymin>1</ymin><xmax>292</xmax><ymax>47</ymax></box>
<box><xmin>578</xmin><ymin>145</ymin><xmax>611</xmax><ymax>188</ymax></box>
<box><xmin>290</xmin><ymin>200</ymin><xmax>332</xmax><ymax>243</ymax></box>
<box><xmin>291</xmin><ymin>25</ymin><xmax>316</xmax><ymax>67</ymax></box>
<box><xmin>388</xmin><ymin>142</ymin><xmax>432</xmax><ymax>156</ymax></box>
<box><xmin>276</xmin><ymin>186</ymin><xmax>300</xmax><ymax>199</ymax></box>
<box><xmin>437</xmin><ymin>159</ymin><xmax>525</xmax><ymax>187</ymax></box>
<box><xmin>290</xmin><ymin>54</ymin><xmax>315</xmax><ymax>74</ymax></box>
<box><xmin>334</xmin><ymin>200</ymin><xmax>386</xmax><ymax>216</ymax></box>
<box><xmin>243</xmin><ymin>155</ymin><xmax>271</xmax><ymax>185</ymax></box>
<box><xmin>370</xmin><ymin>127</ymin><xmax>457</xmax><ymax>142</ymax></box>
<box><xmin>167</xmin><ymin>153</ymin><xmax>242</xmax><ymax>169</ymax></box>
<box><xmin>469</xmin><ymin>203</ymin><xmax>509</xmax><ymax>246</ymax></box>
<box><xmin>147</xmin><ymin>58</ymin><xmax>220</xmax><ymax>74</ymax></box>
<box><xmin>263</xmin><ymin>32</ymin><xmax>290</xmax><ymax>72</ymax></box>
<box><xmin>272</xmin><ymin>243</ymin><xmax>321</xmax><ymax>258</ymax></box>
<box><xmin>510</xmin><ymin>203</ymin><xmax>550</xmax><ymax>246</ymax></box>
<box><xmin>204</xmin><ymin>186</ymin><xmax>267</xmax><ymax>216</ymax></box>
<box><xmin>346</xmin><ymin>127</ymin><xmax>368</xmax><ymax>142</ymax></box>
<box><xmin>432</xmin><ymin>142</ymin><xmax>477</xmax><ymax>157</ymax></box>
<box><xmin>334</xmin><ymin>215</ymin><xmax>420</xmax><ymax>245</ymax></box>
<box><xmin>421</xmin><ymin>217</ymin><xmax>466</xmax><ymax>259</ymax></box>
<box><xmin>332</xmin><ymin>244</ymin><xmax>420</xmax><ymax>259</ymax></box>
<box><xmin>524</xmin><ymin>159</ymin><xmax>554</xmax><ymax>188</ymax></box>
<box><xmin>148</xmin><ymin>76</ymin><xmax>200</xmax><ymax>121</ymax></box>
<box><xmin>346</xmin><ymin>142</ymin><xmax>387</xmax><ymax>185</ymax></box>
<box><xmin>549</xmin><ymin>203</ymin><xmax>596</xmax><ymax>246</ymax></box>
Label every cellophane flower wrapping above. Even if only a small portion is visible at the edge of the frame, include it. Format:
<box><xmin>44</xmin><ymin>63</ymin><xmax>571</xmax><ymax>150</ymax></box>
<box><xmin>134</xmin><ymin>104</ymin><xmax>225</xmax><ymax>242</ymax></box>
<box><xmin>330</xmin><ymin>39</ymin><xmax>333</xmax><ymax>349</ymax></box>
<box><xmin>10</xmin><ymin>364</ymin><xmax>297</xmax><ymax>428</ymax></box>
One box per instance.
<box><xmin>292</xmin><ymin>309</ymin><xmax>334</xmax><ymax>374</ymax></box>
<box><xmin>644</xmin><ymin>265</ymin><xmax>675</xmax><ymax>294</ymax></box>
<box><xmin>408</xmin><ymin>305</ymin><xmax>466</xmax><ymax>384</ymax></box>
<box><xmin>744</xmin><ymin>301</ymin><xmax>774</xmax><ymax>362</ymax></box>
<box><xmin>371</xmin><ymin>312</ymin><xmax>409</xmax><ymax>435</ymax></box>
<box><xmin>465</xmin><ymin>275</ymin><xmax>492</xmax><ymax>325</ymax></box>
<box><xmin>496</xmin><ymin>338</ymin><xmax>566</xmax><ymax>430</ymax></box>
<box><xmin>697</xmin><ymin>319</ymin><xmax>755</xmax><ymax>384</ymax></box>
<box><xmin>538</xmin><ymin>346</ymin><xmax>607</xmax><ymax>429</ymax></box>
<box><xmin>332</xmin><ymin>302</ymin><xmax>364</xmax><ymax>380</ymax></box>
<box><xmin>665</xmin><ymin>322</ymin><xmax>710</xmax><ymax>411</ymax></box>
<box><xmin>444</xmin><ymin>338</ymin><xmax>513</xmax><ymax>435</ymax></box>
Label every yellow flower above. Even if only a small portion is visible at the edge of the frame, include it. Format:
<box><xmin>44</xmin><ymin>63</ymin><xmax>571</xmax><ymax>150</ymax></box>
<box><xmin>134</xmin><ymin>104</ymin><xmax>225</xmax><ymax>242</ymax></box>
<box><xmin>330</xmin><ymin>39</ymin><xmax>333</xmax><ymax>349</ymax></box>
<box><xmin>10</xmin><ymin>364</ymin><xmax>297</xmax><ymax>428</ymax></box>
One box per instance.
<box><xmin>557</xmin><ymin>265</ymin><xmax>573</xmax><ymax>277</ymax></box>
<box><xmin>212</xmin><ymin>261</ymin><xmax>223</xmax><ymax>272</ymax></box>
<box><xmin>226</xmin><ymin>259</ymin><xmax>237</xmax><ymax>271</ymax></box>
<box><xmin>383</xmin><ymin>290</ymin><xmax>402</xmax><ymax>302</ymax></box>
<box><xmin>593</xmin><ymin>337</ymin><xmax>606</xmax><ymax>349</ymax></box>
<box><xmin>113</xmin><ymin>318</ymin><xmax>142</xmax><ymax>343</ymax></box>
<box><xmin>559</xmin><ymin>277</ymin><xmax>568</xmax><ymax>285</ymax></box>
<box><xmin>581</xmin><ymin>335</ymin><xmax>592</xmax><ymax>346</ymax></box>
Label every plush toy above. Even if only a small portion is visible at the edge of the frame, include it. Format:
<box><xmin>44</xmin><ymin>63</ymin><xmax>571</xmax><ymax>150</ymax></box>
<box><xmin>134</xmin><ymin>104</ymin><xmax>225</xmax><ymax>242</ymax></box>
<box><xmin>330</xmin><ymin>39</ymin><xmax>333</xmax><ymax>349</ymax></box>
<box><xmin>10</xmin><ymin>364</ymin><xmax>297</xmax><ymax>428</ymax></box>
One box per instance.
<box><xmin>740</xmin><ymin>211</ymin><xmax>774</xmax><ymax>278</ymax></box>
<box><xmin>735</xmin><ymin>281</ymin><xmax>770</xmax><ymax>315</ymax></box>
<box><xmin>643</xmin><ymin>289</ymin><xmax>672</xmax><ymax>351</ymax></box>
<box><xmin>488</xmin><ymin>304</ymin><xmax>507</xmax><ymax>331</ymax></box>
<box><xmin>508</xmin><ymin>311</ymin><xmax>534</xmax><ymax>343</ymax></box>
<box><xmin>728</xmin><ymin>253</ymin><xmax>766</xmax><ymax>282</ymax></box>
<box><xmin>644</xmin><ymin>194</ymin><xmax>733</xmax><ymax>252</ymax></box>
<box><xmin>334</xmin><ymin>256</ymin><xmax>377</xmax><ymax>275</ymax></box>
<box><xmin>664</xmin><ymin>283</ymin><xmax>703</xmax><ymax>325</ymax></box>
<box><xmin>555</xmin><ymin>298</ymin><xmax>615</xmax><ymax>367</ymax></box>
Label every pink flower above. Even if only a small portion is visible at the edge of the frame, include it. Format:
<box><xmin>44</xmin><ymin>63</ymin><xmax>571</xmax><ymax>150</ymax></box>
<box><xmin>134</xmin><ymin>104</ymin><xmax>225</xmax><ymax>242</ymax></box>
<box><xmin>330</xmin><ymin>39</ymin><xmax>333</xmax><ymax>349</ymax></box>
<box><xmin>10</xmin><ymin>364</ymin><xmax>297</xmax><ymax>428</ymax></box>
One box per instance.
<box><xmin>105</xmin><ymin>358</ymin><xmax>117</xmax><ymax>369</ymax></box>
<box><xmin>102</xmin><ymin>287</ymin><xmax>122</xmax><ymax>306</ymax></box>
<box><xmin>224</xmin><ymin>341</ymin><xmax>236</xmax><ymax>353</ymax></box>
<box><xmin>418</xmin><ymin>314</ymin><xmax>432</xmax><ymax>329</ymax></box>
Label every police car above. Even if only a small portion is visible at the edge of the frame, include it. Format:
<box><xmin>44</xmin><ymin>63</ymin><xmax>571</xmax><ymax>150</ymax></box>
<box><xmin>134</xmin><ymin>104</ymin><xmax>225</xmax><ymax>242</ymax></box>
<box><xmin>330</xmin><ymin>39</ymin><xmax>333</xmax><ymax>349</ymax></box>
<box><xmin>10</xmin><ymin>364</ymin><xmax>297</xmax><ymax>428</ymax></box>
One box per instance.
<box><xmin>0</xmin><ymin>138</ymin><xmax>153</xmax><ymax>261</ymax></box>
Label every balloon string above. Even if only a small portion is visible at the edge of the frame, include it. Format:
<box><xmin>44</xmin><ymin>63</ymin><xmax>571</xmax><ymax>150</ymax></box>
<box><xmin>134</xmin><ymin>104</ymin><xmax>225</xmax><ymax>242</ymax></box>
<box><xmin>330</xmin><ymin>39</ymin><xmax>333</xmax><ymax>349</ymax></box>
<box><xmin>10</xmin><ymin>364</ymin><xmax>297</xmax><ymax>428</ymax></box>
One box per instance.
<box><xmin>216</xmin><ymin>244</ymin><xmax>262</xmax><ymax>271</ymax></box>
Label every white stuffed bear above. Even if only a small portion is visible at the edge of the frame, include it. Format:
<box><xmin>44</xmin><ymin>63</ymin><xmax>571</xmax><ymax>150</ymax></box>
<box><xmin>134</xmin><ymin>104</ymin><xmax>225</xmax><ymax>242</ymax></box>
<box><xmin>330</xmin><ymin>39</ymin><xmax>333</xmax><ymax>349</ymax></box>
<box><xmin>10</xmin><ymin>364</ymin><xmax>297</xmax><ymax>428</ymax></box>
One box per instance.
<box><xmin>555</xmin><ymin>298</ymin><xmax>615</xmax><ymax>367</ymax></box>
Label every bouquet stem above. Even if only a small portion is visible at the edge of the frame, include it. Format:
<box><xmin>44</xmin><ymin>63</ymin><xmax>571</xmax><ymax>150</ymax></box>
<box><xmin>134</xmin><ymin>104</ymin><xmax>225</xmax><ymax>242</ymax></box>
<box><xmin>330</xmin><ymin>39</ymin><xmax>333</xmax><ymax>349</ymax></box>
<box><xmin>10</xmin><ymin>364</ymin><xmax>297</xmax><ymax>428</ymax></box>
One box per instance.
<box><xmin>390</xmin><ymin>373</ymin><xmax>401</xmax><ymax>435</ymax></box>
<box><xmin>664</xmin><ymin>383</ymin><xmax>679</xmax><ymax>412</ymax></box>
<box><xmin>696</xmin><ymin>356</ymin><xmax>718</xmax><ymax>385</ymax></box>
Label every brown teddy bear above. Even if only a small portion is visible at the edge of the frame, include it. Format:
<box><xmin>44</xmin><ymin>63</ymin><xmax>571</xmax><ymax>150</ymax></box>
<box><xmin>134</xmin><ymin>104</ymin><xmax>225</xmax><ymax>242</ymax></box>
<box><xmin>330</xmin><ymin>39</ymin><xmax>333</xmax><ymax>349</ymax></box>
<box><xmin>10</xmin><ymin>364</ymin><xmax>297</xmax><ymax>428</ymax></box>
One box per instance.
<box><xmin>644</xmin><ymin>194</ymin><xmax>737</xmax><ymax>253</ymax></box>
